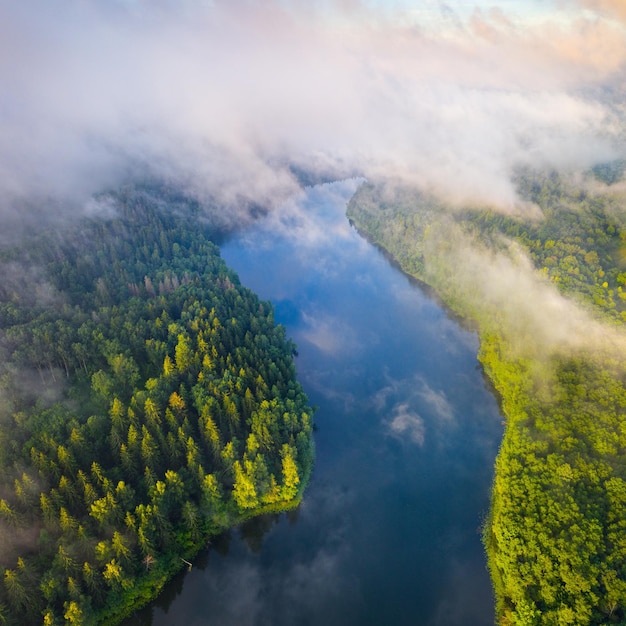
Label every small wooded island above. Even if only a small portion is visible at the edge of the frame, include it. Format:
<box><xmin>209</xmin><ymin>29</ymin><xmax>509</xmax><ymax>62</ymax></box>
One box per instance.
<box><xmin>0</xmin><ymin>187</ymin><xmax>314</xmax><ymax>624</ymax></box>
<box><xmin>347</xmin><ymin>165</ymin><xmax>626</xmax><ymax>625</ymax></box>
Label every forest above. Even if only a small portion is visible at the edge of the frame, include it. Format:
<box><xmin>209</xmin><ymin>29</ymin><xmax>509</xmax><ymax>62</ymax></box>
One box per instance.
<box><xmin>0</xmin><ymin>186</ymin><xmax>314</xmax><ymax>625</ymax></box>
<box><xmin>347</xmin><ymin>166</ymin><xmax>626</xmax><ymax>625</ymax></box>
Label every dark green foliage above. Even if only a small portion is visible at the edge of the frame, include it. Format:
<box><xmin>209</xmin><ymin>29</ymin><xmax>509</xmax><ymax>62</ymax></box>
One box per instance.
<box><xmin>0</xmin><ymin>187</ymin><xmax>314</xmax><ymax>625</ymax></box>
<box><xmin>591</xmin><ymin>160</ymin><xmax>626</xmax><ymax>187</ymax></box>
<box><xmin>347</xmin><ymin>172</ymin><xmax>626</xmax><ymax>625</ymax></box>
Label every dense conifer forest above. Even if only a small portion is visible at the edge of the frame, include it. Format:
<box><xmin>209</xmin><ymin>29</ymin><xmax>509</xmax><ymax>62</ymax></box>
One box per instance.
<box><xmin>0</xmin><ymin>187</ymin><xmax>314</xmax><ymax>625</ymax></box>
<box><xmin>347</xmin><ymin>167</ymin><xmax>626</xmax><ymax>625</ymax></box>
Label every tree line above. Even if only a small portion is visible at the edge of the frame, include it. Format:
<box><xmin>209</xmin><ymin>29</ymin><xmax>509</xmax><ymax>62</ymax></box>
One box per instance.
<box><xmin>347</xmin><ymin>168</ymin><xmax>626</xmax><ymax>624</ymax></box>
<box><xmin>0</xmin><ymin>186</ymin><xmax>314</xmax><ymax>625</ymax></box>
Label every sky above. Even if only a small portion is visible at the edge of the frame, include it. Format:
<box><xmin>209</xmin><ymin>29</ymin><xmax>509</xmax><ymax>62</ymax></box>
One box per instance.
<box><xmin>0</xmin><ymin>0</ymin><xmax>625</xmax><ymax>230</ymax></box>
<box><xmin>371</xmin><ymin>0</ymin><xmax>557</xmax><ymax>24</ymax></box>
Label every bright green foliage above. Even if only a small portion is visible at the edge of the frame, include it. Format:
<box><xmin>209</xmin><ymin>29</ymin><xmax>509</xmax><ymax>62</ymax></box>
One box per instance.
<box><xmin>280</xmin><ymin>445</ymin><xmax>300</xmax><ymax>500</ymax></box>
<box><xmin>0</xmin><ymin>186</ymin><xmax>314</xmax><ymax>625</ymax></box>
<box><xmin>347</xmin><ymin>169</ymin><xmax>626</xmax><ymax>624</ymax></box>
<box><xmin>232</xmin><ymin>461</ymin><xmax>259</xmax><ymax>509</ymax></box>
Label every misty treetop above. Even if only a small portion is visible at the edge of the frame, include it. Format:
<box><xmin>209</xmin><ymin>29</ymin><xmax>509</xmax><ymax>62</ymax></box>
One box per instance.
<box><xmin>0</xmin><ymin>186</ymin><xmax>314</xmax><ymax>625</ymax></box>
<box><xmin>347</xmin><ymin>168</ymin><xmax>626</xmax><ymax>625</ymax></box>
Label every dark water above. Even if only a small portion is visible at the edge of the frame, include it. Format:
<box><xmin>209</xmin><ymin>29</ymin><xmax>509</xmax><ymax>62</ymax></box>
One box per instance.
<box><xmin>125</xmin><ymin>180</ymin><xmax>503</xmax><ymax>626</ymax></box>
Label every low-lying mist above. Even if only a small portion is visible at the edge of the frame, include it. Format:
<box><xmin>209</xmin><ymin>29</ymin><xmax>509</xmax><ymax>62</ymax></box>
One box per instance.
<box><xmin>423</xmin><ymin>220</ymin><xmax>626</xmax><ymax>361</ymax></box>
<box><xmin>0</xmin><ymin>0</ymin><xmax>625</xmax><ymax>233</ymax></box>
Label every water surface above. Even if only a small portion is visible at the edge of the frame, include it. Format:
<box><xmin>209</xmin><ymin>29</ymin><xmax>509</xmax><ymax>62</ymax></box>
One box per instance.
<box><xmin>126</xmin><ymin>180</ymin><xmax>503</xmax><ymax>625</ymax></box>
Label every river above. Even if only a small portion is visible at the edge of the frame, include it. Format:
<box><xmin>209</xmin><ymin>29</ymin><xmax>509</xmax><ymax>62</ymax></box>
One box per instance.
<box><xmin>124</xmin><ymin>180</ymin><xmax>503</xmax><ymax>626</ymax></box>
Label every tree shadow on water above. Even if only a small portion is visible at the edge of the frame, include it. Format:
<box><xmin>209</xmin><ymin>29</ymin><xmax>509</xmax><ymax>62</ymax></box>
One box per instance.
<box><xmin>238</xmin><ymin>513</ymin><xmax>281</xmax><ymax>554</ymax></box>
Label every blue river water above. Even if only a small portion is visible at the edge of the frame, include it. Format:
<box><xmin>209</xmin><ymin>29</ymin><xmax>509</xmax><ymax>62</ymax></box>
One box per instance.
<box><xmin>125</xmin><ymin>180</ymin><xmax>503</xmax><ymax>626</ymax></box>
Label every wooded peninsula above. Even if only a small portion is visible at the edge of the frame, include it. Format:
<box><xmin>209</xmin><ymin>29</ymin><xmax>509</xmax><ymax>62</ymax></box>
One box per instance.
<box><xmin>0</xmin><ymin>186</ymin><xmax>314</xmax><ymax>625</ymax></box>
<box><xmin>347</xmin><ymin>165</ymin><xmax>626</xmax><ymax>625</ymax></box>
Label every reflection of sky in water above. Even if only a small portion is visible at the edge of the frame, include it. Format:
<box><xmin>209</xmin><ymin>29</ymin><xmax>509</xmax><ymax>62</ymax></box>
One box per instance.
<box><xmin>125</xmin><ymin>181</ymin><xmax>503</xmax><ymax>626</ymax></box>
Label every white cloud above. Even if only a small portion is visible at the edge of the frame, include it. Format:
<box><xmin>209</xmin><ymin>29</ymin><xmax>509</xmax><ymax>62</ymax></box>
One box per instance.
<box><xmin>423</xmin><ymin>222</ymin><xmax>626</xmax><ymax>360</ymax></box>
<box><xmin>0</xmin><ymin>0</ymin><xmax>624</xmax><ymax>232</ymax></box>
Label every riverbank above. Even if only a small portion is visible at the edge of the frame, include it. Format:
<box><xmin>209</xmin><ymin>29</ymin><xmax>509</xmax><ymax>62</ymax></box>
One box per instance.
<box><xmin>128</xmin><ymin>179</ymin><xmax>501</xmax><ymax>626</ymax></box>
<box><xmin>0</xmin><ymin>188</ymin><xmax>315</xmax><ymax>626</ymax></box>
<box><xmin>103</xmin><ymin>491</ymin><xmax>308</xmax><ymax>625</ymax></box>
<box><xmin>346</xmin><ymin>177</ymin><xmax>626</xmax><ymax>624</ymax></box>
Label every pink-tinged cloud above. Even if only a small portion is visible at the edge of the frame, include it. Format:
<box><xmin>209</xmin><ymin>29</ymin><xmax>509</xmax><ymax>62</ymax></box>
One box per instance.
<box><xmin>0</xmin><ymin>0</ymin><xmax>624</xmax><ymax>228</ymax></box>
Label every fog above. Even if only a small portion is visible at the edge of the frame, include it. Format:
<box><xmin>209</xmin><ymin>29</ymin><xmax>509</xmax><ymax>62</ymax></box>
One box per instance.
<box><xmin>0</xmin><ymin>3</ymin><xmax>624</xmax><ymax>621</ymax></box>
<box><xmin>422</xmin><ymin>219</ymin><xmax>626</xmax><ymax>361</ymax></box>
<box><xmin>1</xmin><ymin>0</ymin><xmax>625</xmax><ymax>229</ymax></box>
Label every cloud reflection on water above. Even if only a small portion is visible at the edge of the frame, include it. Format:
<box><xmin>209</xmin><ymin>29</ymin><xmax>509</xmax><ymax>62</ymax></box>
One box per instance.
<box><xmin>161</xmin><ymin>181</ymin><xmax>505</xmax><ymax>626</ymax></box>
<box><xmin>387</xmin><ymin>402</ymin><xmax>426</xmax><ymax>445</ymax></box>
<box><xmin>377</xmin><ymin>373</ymin><xmax>458</xmax><ymax>446</ymax></box>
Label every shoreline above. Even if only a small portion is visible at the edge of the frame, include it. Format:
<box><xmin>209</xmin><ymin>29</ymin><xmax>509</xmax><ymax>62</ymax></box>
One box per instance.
<box><xmin>346</xmin><ymin>209</ymin><xmax>508</xmax><ymax>620</ymax></box>
<box><xmin>110</xmin><ymin>489</ymin><xmax>309</xmax><ymax>625</ymax></box>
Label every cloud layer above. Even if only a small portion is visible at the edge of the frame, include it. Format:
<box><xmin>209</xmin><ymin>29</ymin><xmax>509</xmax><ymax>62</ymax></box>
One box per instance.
<box><xmin>422</xmin><ymin>220</ymin><xmax>626</xmax><ymax>363</ymax></box>
<box><xmin>0</xmin><ymin>0</ymin><xmax>625</xmax><ymax>228</ymax></box>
